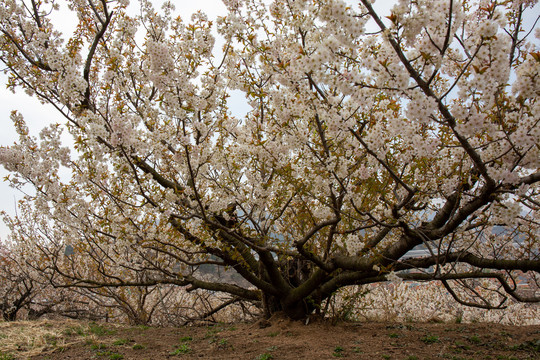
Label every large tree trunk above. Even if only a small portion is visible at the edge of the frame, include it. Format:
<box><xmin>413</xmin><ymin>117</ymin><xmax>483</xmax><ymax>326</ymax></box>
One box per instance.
<box><xmin>2</xmin><ymin>308</ymin><xmax>17</xmax><ymax>321</ymax></box>
<box><xmin>262</xmin><ymin>294</ymin><xmax>315</xmax><ymax>320</ymax></box>
<box><xmin>261</xmin><ymin>258</ymin><xmax>321</xmax><ymax>320</ymax></box>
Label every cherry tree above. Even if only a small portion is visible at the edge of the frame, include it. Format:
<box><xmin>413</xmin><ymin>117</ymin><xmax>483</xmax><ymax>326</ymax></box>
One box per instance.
<box><xmin>0</xmin><ymin>0</ymin><xmax>539</xmax><ymax>320</ymax></box>
<box><xmin>0</xmin><ymin>241</ymin><xmax>38</xmax><ymax>321</ymax></box>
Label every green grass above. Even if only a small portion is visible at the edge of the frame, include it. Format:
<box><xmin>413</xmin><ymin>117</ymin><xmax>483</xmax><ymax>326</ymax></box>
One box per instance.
<box><xmin>454</xmin><ymin>340</ymin><xmax>471</xmax><ymax>350</ymax></box>
<box><xmin>91</xmin><ymin>343</ymin><xmax>108</xmax><ymax>350</ymax></box>
<box><xmin>170</xmin><ymin>343</ymin><xmax>191</xmax><ymax>356</ymax></box>
<box><xmin>112</xmin><ymin>339</ymin><xmax>130</xmax><ymax>346</ymax></box>
<box><xmin>63</xmin><ymin>326</ymin><xmax>86</xmax><ymax>336</ymax></box>
<box><xmin>333</xmin><ymin>345</ymin><xmax>344</xmax><ymax>357</ymax></box>
<box><xmin>205</xmin><ymin>325</ymin><xmax>223</xmax><ymax>338</ymax></box>
<box><xmin>0</xmin><ymin>352</ymin><xmax>15</xmax><ymax>360</ymax></box>
<box><xmin>94</xmin><ymin>351</ymin><xmax>123</xmax><ymax>360</ymax></box>
<box><xmin>421</xmin><ymin>335</ymin><xmax>440</xmax><ymax>344</ymax></box>
<box><xmin>179</xmin><ymin>335</ymin><xmax>193</xmax><ymax>342</ymax></box>
<box><xmin>254</xmin><ymin>354</ymin><xmax>274</xmax><ymax>360</ymax></box>
<box><xmin>218</xmin><ymin>338</ymin><xmax>230</xmax><ymax>349</ymax></box>
<box><xmin>44</xmin><ymin>334</ymin><xmax>58</xmax><ymax>346</ymax></box>
<box><xmin>89</xmin><ymin>322</ymin><xmax>115</xmax><ymax>336</ymax></box>
<box><xmin>389</xmin><ymin>333</ymin><xmax>399</xmax><ymax>338</ymax></box>
<box><xmin>132</xmin><ymin>344</ymin><xmax>145</xmax><ymax>350</ymax></box>
<box><xmin>508</xmin><ymin>339</ymin><xmax>540</xmax><ymax>352</ymax></box>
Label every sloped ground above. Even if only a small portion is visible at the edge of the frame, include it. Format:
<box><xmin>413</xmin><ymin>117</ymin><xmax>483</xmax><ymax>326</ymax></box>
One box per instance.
<box><xmin>0</xmin><ymin>316</ymin><xmax>539</xmax><ymax>360</ymax></box>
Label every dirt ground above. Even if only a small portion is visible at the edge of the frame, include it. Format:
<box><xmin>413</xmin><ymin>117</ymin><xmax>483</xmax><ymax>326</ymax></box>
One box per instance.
<box><xmin>1</xmin><ymin>315</ymin><xmax>539</xmax><ymax>360</ymax></box>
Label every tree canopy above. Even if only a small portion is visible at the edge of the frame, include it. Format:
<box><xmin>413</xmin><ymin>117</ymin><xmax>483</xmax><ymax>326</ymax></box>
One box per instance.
<box><xmin>0</xmin><ymin>0</ymin><xmax>539</xmax><ymax>320</ymax></box>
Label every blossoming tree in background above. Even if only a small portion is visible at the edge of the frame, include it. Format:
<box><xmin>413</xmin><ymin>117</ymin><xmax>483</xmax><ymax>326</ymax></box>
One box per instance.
<box><xmin>0</xmin><ymin>0</ymin><xmax>538</xmax><ymax>320</ymax></box>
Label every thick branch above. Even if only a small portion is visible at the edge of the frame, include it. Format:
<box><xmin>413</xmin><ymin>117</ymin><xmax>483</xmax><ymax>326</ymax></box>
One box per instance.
<box><xmin>397</xmin><ymin>251</ymin><xmax>540</xmax><ymax>273</ymax></box>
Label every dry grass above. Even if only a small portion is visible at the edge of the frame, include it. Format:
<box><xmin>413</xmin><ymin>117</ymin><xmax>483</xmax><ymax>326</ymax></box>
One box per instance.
<box><xmin>2</xmin><ymin>318</ymin><xmax>538</xmax><ymax>360</ymax></box>
<box><xmin>0</xmin><ymin>319</ymin><xmax>104</xmax><ymax>359</ymax></box>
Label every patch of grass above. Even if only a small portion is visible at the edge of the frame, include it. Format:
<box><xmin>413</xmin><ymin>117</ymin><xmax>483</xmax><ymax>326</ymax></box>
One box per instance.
<box><xmin>91</xmin><ymin>343</ymin><xmax>108</xmax><ymax>350</ymax></box>
<box><xmin>508</xmin><ymin>339</ymin><xmax>540</xmax><ymax>352</ymax></box>
<box><xmin>468</xmin><ymin>335</ymin><xmax>482</xmax><ymax>344</ymax></box>
<box><xmin>94</xmin><ymin>351</ymin><xmax>123</xmax><ymax>360</ymax></box>
<box><xmin>381</xmin><ymin>355</ymin><xmax>391</xmax><ymax>360</ymax></box>
<box><xmin>218</xmin><ymin>338</ymin><xmax>230</xmax><ymax>349</ymax></box>
<box><xmin>421</xmin><ymin>335</ymin><xmax>440</xmax><ymax>344</ymax></box>
<box><xmin>44</xmin><ymin>334</ymin><xmax>58</xmax><ymax>346</ymax></box>
<box><xmin>453</xmin><ymin>340</ymin><xmax>470</xmax><ymax>350</ymax></box>
<box><xmin>179</xmin><ymin>335</ymin><xmax>193</xmax><ymax>342</ymax></box>
<box><xmin>0</xmin><ymin>352</ymin><xmax>15</xmax><ymax>360</ymax></box>
<box><xmin>205</xmin><ymin>325</ymin><xmax>223</xmax><ymax>338</ymax></box>
<box><xmin>132</xmin><ymin>344</ymin><xmax>145</xmax><ymax>350</ymax></box>
<box><xmin>388</xmin><ymin>333</ymin><xmax>399</xmax><ymax>338</ymax></box>
<box><xmin>170</xmin><ymin>343</ymin><xmax>191</xmax><ymax>356</ymax></box>
<box><xmin>112</xmin><ymin>338</ymin><xmax>130</xmax><ymax>346</ymax></box>
<box><xmin>63</xmin><ymin>326</ymin><xmax>86</xmax><ymax>336</ymax></box>
<box><xmin>267</xmin><ymin>331</ymin><xmax>280</xmax><ymax>337</ymax></box>
<box><xmin>406</xmin><ymin>356</ymin><xmax>419</xmax><ymax>360</ymax></box>
<box><xmin>89</xmin><ymin>322</ymin><xmax>115</xmax><ymax>336</ymax></box>
<box><xmin>333</xmin><ymin>345</ymin><xmax>344</xmax><ymax>357</ymax></box>
<box><xmin>1</xmin><ymin>320</ymin><xmax>117</xmax><ymax>359</ymax></box>
<box><xmin>254</xmin><ymin>353</ymin><xmax>274</xmax><ymax>360</ymax></box>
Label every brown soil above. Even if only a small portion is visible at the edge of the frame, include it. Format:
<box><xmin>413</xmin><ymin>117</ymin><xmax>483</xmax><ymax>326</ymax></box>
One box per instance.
<box><xmin>2</xmin><ymin>315</ymin><xmax>538</xmax><ymax>360</ymax></box>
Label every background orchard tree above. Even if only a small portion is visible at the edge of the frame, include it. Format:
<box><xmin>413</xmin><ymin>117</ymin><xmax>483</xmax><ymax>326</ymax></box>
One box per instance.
<box><xmin>0</xmin><ymin>238</ymin><xmax>101</xmax><ymax>321</ymax></box>
<box><xmin>0</xmin><ymin>0</ymin><xmax>539</xmax><ymax>320</ymax></box>
<box><xmin>0</xmin><ymin>240</ymin><xmax>39</xmax><ymax>321</ymax></box>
